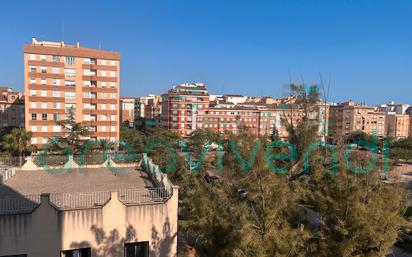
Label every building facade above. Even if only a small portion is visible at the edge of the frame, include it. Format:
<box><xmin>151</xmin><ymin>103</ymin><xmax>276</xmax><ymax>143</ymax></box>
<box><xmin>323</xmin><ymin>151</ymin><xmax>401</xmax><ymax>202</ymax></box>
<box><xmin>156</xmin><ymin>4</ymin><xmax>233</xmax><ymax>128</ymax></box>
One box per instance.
<box><xmin>24</xmin><ymin>38</ymin><xmax>120</xmax><ymax>147</ymax></box>
<box><xmin>0</xmin><ymin>87</ymin><xmax>25</xmax><ymax>129</ymax></box>
<box><xmin>328</xmin><ymin>101</ymin><xmax>386</xmax><ymax>139</ymax></box>
<box><xmin>120</xmin><ymin>97</ymin><xmax>137</xmax><ymax>127</ymax></box>
<box><xmin>385</xmin><ymin>114</ymin><xmax>410</xmax><ymax>139</ymax></box>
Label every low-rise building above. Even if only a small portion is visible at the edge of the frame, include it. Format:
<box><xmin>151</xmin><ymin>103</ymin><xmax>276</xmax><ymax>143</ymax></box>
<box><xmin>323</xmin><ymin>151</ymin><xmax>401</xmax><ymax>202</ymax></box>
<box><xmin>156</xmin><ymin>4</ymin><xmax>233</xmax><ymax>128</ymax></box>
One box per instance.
<box><xmin>0</xmin><ymin>165</ymin><xmax>178</xmax><ymax>257</ymax></box>
<box><xmin>0</xmin><ymin>87</ymin><xmax>25</xmax><ymax>129</ymax></box>
<box><xmin>120</xmin><ymin>97</ymin><xmax>137</xmax><ymax>127</ymax></box>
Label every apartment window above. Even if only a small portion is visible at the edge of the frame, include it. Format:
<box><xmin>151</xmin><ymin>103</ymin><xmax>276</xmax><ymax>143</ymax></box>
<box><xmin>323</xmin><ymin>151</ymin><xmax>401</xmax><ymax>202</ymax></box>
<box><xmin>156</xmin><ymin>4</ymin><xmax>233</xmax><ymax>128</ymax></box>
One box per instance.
<box><xmin>84</xmin><ymin>92</ymin><xmax>91</xmax><ymax>98</ymax></box>
<box><xmin>52</xmin><ymin>91</ymin><xmax>60</xmax><ymax>97</ymax></box>
<box><xmin>89</xmin><ymin>126</ymin><xmax>97</xmax><ymax>132</ymax></box>
<box><xmin>110</xmin><ymin>115</ymin><xmax>116</xmax><ymax>121</ymax></box>
<box><xmin>53</xmin><ymin>126</ymin><xmax>61</xmax><ymax>132</ymax></box>
<box><xmin>30</xmin><ymin>66</ymin><xmax>36</xmax><ymax>72</ymax></box>
<box><xmin>52</xmin><ymin>79</ymin><xmax>61</xmax><ymax>85</ymax></box>
<box><xmin>30</xmin><ymin>102</ymin><xmax>36</xmax><ymax>108</ymax></box>
<box><xmin>30</xmin><ymin>78</ymin><xmax>36</xmax><ymax>84</ymax></box>
<box><xmin>29</xmin><ymin>54</ymin><xmax>36</xmax><ymax>60</ymax></box>
<box><xmin>101</xmin><ymin>104</ymin><xmax>106</xmax><ymax>110</ymax></box>
<box><xmin>31</xmin><ymin>138</ymin><xmax>37</xmax><ymax>144</ymax></box>
<box><xmin>53</xmin><ymin>114</ymin><xmax>61</xmax><ymax>121</ymax></box>
<box><xmin>65</xmin><ymin>80</ymin><xmax>76</xmax><ymax>86</ymax></box>
<box><xmin>52</xmin><ymin>67</ymin><xmax>60</xmax><ymax>74</ymax></box>
<box><xmin>101</xmin><ymin>115</ymin><xmax>107</xmax><ymax>121</ymax></box>
<box><xmin>101</xmin><ymin>126</ymin><xmax>106</xmax><ymax>132</ymax></box>
<box><xmin>61</xmin><ymin>248</ymin><xmax>91</xmax><ymax>257</ymax></box>
<box><xmin>53</xmin><ymin>103</ymin><xmax>61</xmax><ymax>109</ymax></box>
<box><xmin>84</xmin><ymin>69</ymin><xmax>90</xmax><ymax>75</ymax></box>
<box><xmin>101</xmin><ymin>70</ymin><xmax>106</xmax><ymax>76</ymax></box>
<box><xmin>40</xmin><ymin>67</ymin><xmax>47</xmax><ymax>73</ymax></box>
<box><xmin>100</xmin><ymin>60</ymin><xmax>106</xmax><ymax>65</ymax></box>
<box><xmin>110</xmin><ymin>71</ymin><xmax>116</xmax><ymax>77</ymax></box>
<box><xmin>84</xmin><ymin>114</ymin><xmax>90</xmax><ymax>121</ymax></box>
<box><xmin>91</xmin><ymin>81</ymin><xmax>97</xmax><ymax>87</ymax></box>
<box><xmin>101</xmin><ymin>93</ymin><xmax>107</xmax><ymax>99</ymax></box>
<box><xmin>110</xmin><ymin>60</ymin><xmax>116</xmax><ymax>66</ymax></box>
<box><xmin>31</xmin><ymin>113</ymin><xmax>37</xmax><ymax>120</ymax></box>
<box><xmin>83</xmin><ymin>58</ymin><xmax>91</xmax><ymax>64</ymax></box>
<box><xmin>110</xmin><ymin>126</ymin><xmax>116</xmax><ymax>132</ymax></box>
<box><xmin>110</xmin><ymin>93</ymin><xmax>116</xmax><ymax>99</ymax></box>
<box><xmin>42</xmin><ymin>114</ymin><xmax>47</xmax><ymax>120</ymax></box>
<box><xmin>110</xmin><ymin>104</ymin><xmax>115</xmax><ymax>110</ymax></box>
<box><xmin>65</xmin><ymin>68</ymin><xmax>76</xmax><ymax>77</ymax></box>
<box><xmin>65</xmin><ymin>91</ymin><xmax>76</xmax><ymax>100</ymax></box>
<box><xmin>41</xmin><ymin>79</ymin><xmax>47</xmax><ymax>85</ymax></box>
<box><xmin>84</xmin><ymin>103</ymin><xmax>91</xmax><ymax>109</ymax></box>
<box><xmin>124</xmin><ymin>242</ymin><xmax>149</xmax><ymax>257</ymax></box>
<box><xmin>52</xmin><ymin>55</ymin><xmax>60</xmax><ymax>62</ymax></box>
<box><xmin>31</xmin><ymin>126</ymin><xmax>37</xmax><ymax>132</ymax></box>
<box><xmin>41</xmin><ymin>91</ymin><xmax>47</xmax><ymax>97</ymax></box>
<box><xmin>42</xmin><ymin>138</ymin><xmax>47</xmax><ymax>144</ymax></box>
<box><xmin>41</xmin><ymin>126</ymin><xmax>47</xmax><ymax>132</ymax></box>
<box><xmin>65</xmin><ymin>56</ymin><xmax>75</xmax><ymax>65</ymax></box>
<box><xmin>40</xmin><ymin>55</ymin><xmax>46</xmax><ymax>61</ymax></box>
<box><xmin>41</xmin><ymin>102</ymin><xmax>47</xmax><ymax>109</ymax></box>
<box><xmin>101</xmin><ymin>82</ymin><xmax>106</xmax><ymax>88</ymax></box>
<box><xmin>65</xmin><ymin>103</ymin><xmax>76</xmax><ymax>111</ymax></box>
<box><xmin>110</xmin><ymin>82</ymin><xmax>116</xmax><ymax>88</ymax></box>
<box><xmin>29</xmin><ymin>90</ymin><xmax>36</xmax><ymax>96</ymax></box>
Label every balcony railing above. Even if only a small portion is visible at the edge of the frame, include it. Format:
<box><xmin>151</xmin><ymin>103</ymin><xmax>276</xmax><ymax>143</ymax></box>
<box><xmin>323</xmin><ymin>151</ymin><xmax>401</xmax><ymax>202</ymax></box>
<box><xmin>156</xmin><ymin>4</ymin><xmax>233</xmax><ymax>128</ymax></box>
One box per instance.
<box><xmin>118</xmin><ymin>188</ymin><xmax>170</xmax><ymax>205</ymax></box>
<box><xmin>50</xmin><ymin>191</ymin><xmax>111</xmax><ymax>210</ymax></box>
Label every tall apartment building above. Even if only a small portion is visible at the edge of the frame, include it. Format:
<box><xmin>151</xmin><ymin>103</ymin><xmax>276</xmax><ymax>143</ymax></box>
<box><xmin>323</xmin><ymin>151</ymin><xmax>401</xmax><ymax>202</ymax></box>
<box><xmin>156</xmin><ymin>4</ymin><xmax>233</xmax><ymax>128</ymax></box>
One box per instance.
<box><xmin>328</xmin><ymin>101</ymin><xmax>386</xmax><ymax>139</ymax></box>
<box><xmin>161</xmin><ymin>83</ymin><xmax>210</xmax><ymax>137</ymax></box>
<box><xmin>0</xmin><ymin>87</ymin><xmax>25</xmax><ymax>129</ymax></box>
<box><xmin>24</xmin><ymin>38</ymin><xmax>120</xmax><ymax>147</ymax></box>
<box><xmin>120</xmin><ymin>97</ymin><xmax>137</xmax><ymax>127</ymax></box>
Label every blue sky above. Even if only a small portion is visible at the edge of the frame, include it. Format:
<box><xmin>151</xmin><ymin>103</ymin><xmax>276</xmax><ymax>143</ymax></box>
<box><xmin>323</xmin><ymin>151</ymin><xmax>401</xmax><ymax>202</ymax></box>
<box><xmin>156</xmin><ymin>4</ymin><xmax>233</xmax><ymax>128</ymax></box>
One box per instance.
<box><xmin>0</xmin><ymin>0</ymin><xmax>411</xmax><ymax>104</ymax></box>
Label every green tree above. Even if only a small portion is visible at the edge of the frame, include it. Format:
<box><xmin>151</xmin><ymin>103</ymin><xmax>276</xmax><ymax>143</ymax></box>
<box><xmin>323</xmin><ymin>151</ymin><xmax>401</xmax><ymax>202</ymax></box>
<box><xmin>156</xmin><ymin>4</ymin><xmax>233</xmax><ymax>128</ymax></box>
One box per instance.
<box><xmin>97</xmin><ymin>138</ymin><xmax>115</xmax><ymax>152</ymax></box>
<box><xmin>120</xmin><ymin>126</ymin><xmax>145</xmax><ymax>153</ymax></box>
<box><xmin>1</xmin><ymin>128</ymin><xmax>33</xmax><ymax>164</ymax></box>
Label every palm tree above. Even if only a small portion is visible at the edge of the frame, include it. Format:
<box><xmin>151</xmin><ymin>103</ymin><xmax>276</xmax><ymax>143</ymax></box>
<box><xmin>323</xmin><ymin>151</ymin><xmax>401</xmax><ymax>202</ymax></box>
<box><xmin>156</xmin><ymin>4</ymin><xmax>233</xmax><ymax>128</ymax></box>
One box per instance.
<box><xmin>1</xmin><ymin>128</ymin><xmax>32</xmax><ymax>165</ymax></box>
<box><xmin>97</xmin><ymin>139</ymin><xmax>115</xmax><ymax>152</ymax></box>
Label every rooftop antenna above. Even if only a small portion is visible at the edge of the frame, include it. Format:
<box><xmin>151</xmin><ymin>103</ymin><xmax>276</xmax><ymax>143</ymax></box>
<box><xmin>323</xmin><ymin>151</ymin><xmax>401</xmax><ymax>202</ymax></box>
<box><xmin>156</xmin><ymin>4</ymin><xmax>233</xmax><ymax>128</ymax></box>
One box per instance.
<box><xmin>61</xmin><ymin>21</ymin><xmax>65</xmax><ymax>41</ymax></box>
<box><xmin>98</xmin><ymin>42</ymin><xmax>102</xmax><ymax>50</ymax></box>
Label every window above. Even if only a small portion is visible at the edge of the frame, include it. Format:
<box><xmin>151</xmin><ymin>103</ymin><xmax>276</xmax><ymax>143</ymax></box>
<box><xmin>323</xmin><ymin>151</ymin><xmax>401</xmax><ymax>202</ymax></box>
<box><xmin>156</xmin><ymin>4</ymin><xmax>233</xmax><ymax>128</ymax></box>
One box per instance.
<box><xmin>110</xmin><ymin>93</ymin><xmax>116</xmax><ymax>99</ymax></box>
<box><xmin>29</xmin><ymin>90</ymin><xmax>36</xmax><ymax>96</ymax></box>
<box><xmin>53</xmin><ymin>126</ymin><xmax>61</xmax><ymax>132</ymax></box>
<box><xmin>40</xmin><ymin>67</ymin><xmax>47</xmax><ymax>73</ymax></box>
<box><xmin>84</xmin><ymin>103</ymin><xmax>91</xmax><ymax>109</ymax></box>
<box><xmin>83</xmin><ymin>58</ymin><xmax>91</xmax><ymax>64</ymax></box>
<box><xmin>65</xmin><ymin>91</ymin><xmax>76</xmax><ymax>100</ymax></box>
<box><xmin>42</xmin><ymin>113</ymin><xmax>47</xmax><ymax>120</ymax></box>
<box><xmin>101</xmin><ymin>115</ymin><xmax>107</xmax><ymax>121</ymax></box>
<box><xmin>110</xmin><ymin>71</ymin><xmax>116</xmax><ymax>77</ymax></box>
<box><xmin>110</xmin><ymin>126</ymin><xmax>116</xmax><ymax>132</ymax></box>
<box><xmin>101</xmin><ymin>82</ymin><xmax>106</xmax><ymax>88</ymax></box>
<box><xmin>53</xmin><ymin>103</ymin><xmax>61</xmax><ymax>109</ymax></box>
<box><xmin>124</xmin><ymin>242</ymin><xmax>149</xmax><ymax>257</ymax></box>
<box><xmin>61</xmin><ymin>248</ymin><xmax>92</xmax><ymax>257</ymax></box>
<box><xmin>52</xmin><ymin>67</ymin><xmax>60</xmax><ymax>74</ymax></box>
<box><xmin>30</xmin><ymin>102</ymin><xmax>36</xmax><ymax>108</ymax></box>
<box><xmin>52</xmin><ymin>55</ymin><xmax>60</xmax><ymax>62</ymax></box>
<box><xmin>101</xmin><ymin>104</ymin><xmax>106</xmax><ymax>110</ymax></box>
<box><xmin>83</xmin><ymin>81</ymin><xmax>91</xmax><ymax>87</ymax></box>
<box><xmin>101</xmin><ymin>93</ymin><xmax>106</xmax><ymax>99</ymax></box>
<box><xmin>110</xmin><ymin>115</ymin><xmax>116</xmax><ymax>121</ymax></box>
<box><xmin>89</xmin><ymin>126</ymin><xmax>97</xmax><ymax>132</ymax></box>
<box><xmin>41</xmin><ymin>126</ymin><xmax>47</xmax><ymax>132</ymax></box>
<box><xmin>29</xmin><ymin>54</ymin><xmax>36</xmax><ymax>60</ymax></box>
<box><xmin>31</xmin><ymin>126</ymin><xmax>37</xmax><ymax>132</ymax></box>
<box><xmin>65</xmin><ymin>80</ymin><xmax>76</xmax><ymax>86</ymax></box>
<box><xmin>110</xmin><ymin>82</ymin><xmax>116</xmax><ymax>88</ymax></box>
<box><xmin>101</xmin><ymin>126</ymin><xmax>106</xmax><ymax>132</ymax></box>
<box><xmin>40</xmin><ymin>55</ymin><xmax>46</xmax><ymax>61</ymax></box>
<box><xmin>42</xmin><ymin>138</ymin><xmax>47</xmax><ymax>144</ymax></box>
<box><xmin>31</xmin><ymin>113</ymin><xmax>37</xmax><ymax>120</ymax></box>
<box><xmin>30</xmin><ymin>78</ymin><xmax>36</xmax><ymax>84</ymax></box>
<box><xmin>41</xmin><ymin>79</ymin><xmax>47</xmax><ymax>85</ymax></box>
<box><xmin>53</xmin><ymin>114</ymin><xmax>61</xmax><ymax>121</ymax></box>
<box><xmin>100</xmin><ymin>60</ymin><xmax>106</xmax><ymax>65</ymax></box>
<box><xmin>41</xmin><ymin>91</ymin><xmax>47</xmax><ymax>97</ymax></box>
<box><xmin>52</xmin><ymin>91</ymin><xmax>60</xmax><ymax>97</ymax></box>
<box><xmin>65</xmin><ymin>103</ymin><xmax>76</xmax><ymax>111</ymax></box>
<box><xmin>84</xmin><ymin>69</ymin><xmax>90</xmax><ymax>75</ymax></box>
<box><xmin>41</xmin><ymin>102</ymin><xmax>47</xmax><ymax>109</ymax></box>
<box><xmin>101</xmin><ymin>70</ymin><xmax>106</xmax><ymax>77</ymax></box>
<box><xmin>65</xmin><ymin>56</ymin><xmax>75</xmax><ymax>65</ymax></box>
<box><xmin>65</xmin><ymin>68</ymin><xmax>76</xmax><ymax>77</ymax></box>
<box><xmin>31</xmin><ymin>138</ymin><xmax>37</xmax><ymax>144</ymax></box>
<box><xmin>110</xmin><ymin>60</ymin><xmax>116</xmax><ymax>66</ymax></box>
<box><xmin>84</xmin><ymin>114</ymin><xmax>90</xmax><ymax>121</ymax></box>
<box><xmin>30</xmin><ymin>66</ymin><xmax>36</xmax><ymax>72</ymax></box>
<box><xmin>53</xmin><ymin>79</ymin><xmax>61</xmax><ymax>85</ymax></box>
<box><xmin>110</xmin><ymin>104</ymin><xmax>115</xmax><ymax>110</ymax></box>
<box><xmin>84</xmin><ymin>92</ymin><xmax>91</xmax><ymax>98</ymax></box>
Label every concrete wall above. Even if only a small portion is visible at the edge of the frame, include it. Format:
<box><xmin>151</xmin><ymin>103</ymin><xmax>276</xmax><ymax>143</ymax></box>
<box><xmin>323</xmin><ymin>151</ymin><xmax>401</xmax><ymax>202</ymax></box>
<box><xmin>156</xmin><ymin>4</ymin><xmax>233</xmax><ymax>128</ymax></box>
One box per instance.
<box><xmin>0</xmin><ymin>187</ymin><xmax>178</xmax><ymax>257</ymax></box>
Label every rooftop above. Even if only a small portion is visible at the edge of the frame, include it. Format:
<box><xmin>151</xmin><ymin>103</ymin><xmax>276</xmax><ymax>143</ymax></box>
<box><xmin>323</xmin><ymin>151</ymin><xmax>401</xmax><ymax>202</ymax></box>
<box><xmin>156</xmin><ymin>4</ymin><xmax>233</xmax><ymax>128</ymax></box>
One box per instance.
<box><xmin>0</xmin><ymin>167</ymin><xmax>155</xmax><ymax>199</ymax></box>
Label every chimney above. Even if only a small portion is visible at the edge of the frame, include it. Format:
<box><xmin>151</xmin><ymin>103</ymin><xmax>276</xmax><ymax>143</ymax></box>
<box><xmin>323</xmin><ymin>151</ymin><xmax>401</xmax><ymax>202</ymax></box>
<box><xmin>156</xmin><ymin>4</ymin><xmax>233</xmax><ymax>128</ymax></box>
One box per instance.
<box><xmin>76</xmin><ymin>42</ymin><xmax>80</xmax><ymax>48</ymax></box>
<box><xmin>40</xmin><ymin>193</ymin><xmax>50</xmax><ymax>204</ymax></box>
